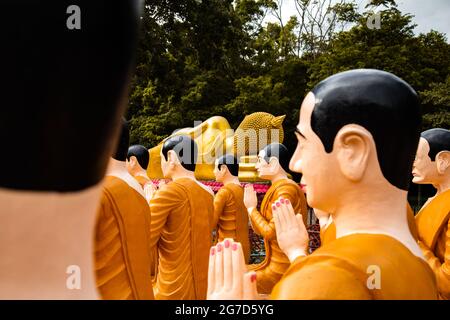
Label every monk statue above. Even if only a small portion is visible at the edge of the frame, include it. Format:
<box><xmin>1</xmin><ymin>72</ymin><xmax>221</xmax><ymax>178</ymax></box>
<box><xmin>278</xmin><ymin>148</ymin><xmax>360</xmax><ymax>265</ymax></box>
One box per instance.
<box><xmin>243</xmin><ymin>143</ymin><xmax>307</xmax><ymax>294</ymax></box>
<box><xmin>0</xmin><ymin>1</ymin><xmax>141</xmax><ymax>299</ymax></box>
<box><xmin>147</xmin><ymin>112</ymin><xmax>286</xmax><ymax>181</ymax></box>
<box><xmin>149</xmin><ymin>135</ymin><xmax>215</xmax><ymax>299</ymax></box>
<box><xmin>212</xmin><ymin>155</ymin><xmax>250</xmax><ymax>263</ymax></box>
<box><xmin>127</xmin><ymin>145</ymin><xmax>152</xmax><ymax>188</ymax></box>
<box><xmin>126</xmin><ymin>144</ymin><xmax>160</xmax><ymax>278</ymax></box>
<box><xmin>413</xmin><ymin>128</ymin><xmax>450</xmax><ymax>299</ymax></box>
<box><xmin>94</xmin><ymin>120</ymin><xmax>154</xmax><ymax>300</ymax></box>
<box><xmin>207</xmin><ymin>69</ymin><xmax>438</xmax><ymax>300</ymax></box>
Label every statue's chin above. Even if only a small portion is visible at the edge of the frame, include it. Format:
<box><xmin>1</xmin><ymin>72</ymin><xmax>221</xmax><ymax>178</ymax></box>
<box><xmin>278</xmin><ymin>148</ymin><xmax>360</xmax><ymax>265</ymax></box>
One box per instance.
<box><xmin>412</xmin><ymin>176</ymin><xmax>426</xmax><ymax>184</ymax></box>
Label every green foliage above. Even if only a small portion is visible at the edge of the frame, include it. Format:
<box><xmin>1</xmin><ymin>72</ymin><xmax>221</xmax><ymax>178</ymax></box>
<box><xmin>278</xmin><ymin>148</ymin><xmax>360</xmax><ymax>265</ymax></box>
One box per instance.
<box><xmin>127</xmin><ymin>0</ymin><xmax>450</xmax><ymax>149</ymax></box>
<box><xmin>420</xmin><ymin>76</ymin><xmax>450</xmax><ymax>129</ymax></box>
<box><xmin>308</xmin><ymin>5</ymin><xmax>450</xmax><ymax>129</ymax></box>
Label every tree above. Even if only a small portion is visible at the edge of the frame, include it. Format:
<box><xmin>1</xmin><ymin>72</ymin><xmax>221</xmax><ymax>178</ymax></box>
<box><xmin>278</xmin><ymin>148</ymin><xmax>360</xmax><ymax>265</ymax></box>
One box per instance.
<box><xmin>307</xmin><ymin>1</ymin><xmax>450</xmax><ymax>129</ymax></box>
<box><xmin>127</xmin><ymin>0</ymin><xmax>261</xmax><ymax>147</ymax></box>
<box><xmin>128</xmin><ymin>0</ymin><xmax>450</xmax><ymax>149</ymax></box>
<box><xmin>420</xmin><ymin>76</ymin><xmax>450</xmax><ymax>129</ymax></box>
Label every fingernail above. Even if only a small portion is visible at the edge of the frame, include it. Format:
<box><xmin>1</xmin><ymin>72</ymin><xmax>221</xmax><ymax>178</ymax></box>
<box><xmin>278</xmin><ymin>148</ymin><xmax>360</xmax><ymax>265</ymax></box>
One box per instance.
<box><xmin>276</xmin><ymin>202</ymin><xmax>281</xmax><ymax>207</ymax></box>
<box><xmin>286</xmin><ymin>199</ymin><xmax>290</xmax><ymax>205</ymax></box>
<box><xmin>232</xmin><ymin>243</ymin><xmax>238</xmax><ymax>251</ymax></box>
<box><xmin>272</xmin><ymin>205</ymin><xmax>276</xmax><ymax>211</ymax></box>
<box><xmin>280</xmin><ymin>198</ymin><xmax>285</xmax><ymax>204</ymax></box>
<box><xmin>224</xmin><ymin>240</ymin><xmax>230</xmax><ymax>249</ymax></box>
<box><xmin>211</xmin><ymin>247</ymin><xmax>215</xmax><ymax>256</ymax></box>
<box><xmin>217</xmin><ymin>244</ymin><xmax>222</xmax><ymax>252</ymax></box>
<box><xmin>251</xmin><ymin>273</ymin><xmax>256</xmax><ymax>282</ymax></box>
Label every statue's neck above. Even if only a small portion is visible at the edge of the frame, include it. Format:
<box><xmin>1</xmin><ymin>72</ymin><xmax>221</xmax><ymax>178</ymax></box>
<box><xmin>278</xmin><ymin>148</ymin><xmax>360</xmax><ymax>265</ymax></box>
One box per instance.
<box><xmin>134</xmin><ymin>169</ymin><xmax>149</xmax><ymax>179</ymax></box>
<box><xmin>333</xmin><ymin>187</ymin><xmax>423</xmax><ymax>259</ymax></box>
<box><xmin>171</xmin><ymin>170</ymin><xmax>196</xmax><ymax>182</ymax></box>
<box><xmin>222</xmin><ymin>175</ymin><xmax>240</xmax><ymax>186</ymax></box>
<box><xmin>433</xmin><ymin>176</ymin><xmax>450</xmax><ymax>196</ymax></box>
<box><xmin>270</xmin><ymin>172</ymin><xmax>288</xmax><ymax>184</ymax></box>
<box><xmin>0</xmin><ymin>185</ymin><xmax>101</xmax><ymax>299</ymax></box>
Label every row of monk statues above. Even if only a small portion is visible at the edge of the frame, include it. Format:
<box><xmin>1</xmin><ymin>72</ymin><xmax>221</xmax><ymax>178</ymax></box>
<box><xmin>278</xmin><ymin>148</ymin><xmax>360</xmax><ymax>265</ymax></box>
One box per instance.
<box><xmin>1</xmin><ymin>1</ymin><xmax>449</xmax><ymax>300</ymax></box>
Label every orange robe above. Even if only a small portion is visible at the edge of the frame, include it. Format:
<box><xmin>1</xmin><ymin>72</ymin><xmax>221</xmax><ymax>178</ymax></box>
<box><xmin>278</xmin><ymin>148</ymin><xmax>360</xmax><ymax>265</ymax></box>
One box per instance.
<box><xmin>134</xmin><ymin>175</ymin><xmax>150</xmax><ymax>188</ymax></box>
<box><xmin>320</xmin><ymin>204</ymin><xmax>418</xmax><ymax>247</ymax></box>
<box><xmin>149</xmin><ymin>178</ymin><xmax>214</xmax><ymax>300</ymax></box>
<box><xmin>213</xmin><ymin>183</ymin><xmax>250</xmax><ymax>263</ymax></box>
<box><xmin>248</xmin><ymin>178</ymin><xmax>308</xmax><ymax>294</ymax></box>
<box><xmin>271</xmin><ymin>234</ymin><xmax>438</xmax><ymax>299</ymax></box>
<box><xmin>133</xmin><ymin>174</ymin><xmax>159</xmax><ymax>276</ymax></box>
<box><xmin>416</xmin><ymin>189</ymin><xmax>450</xmax><ymax>300</ymax></box>
<box><xmin>407</xmin><ymin>203</ymin><xmax>419</xmax><ymax>241</ymax></box>
<box><xmin>320</xmin><ymin>222</ymin><xmax>336</xmax><ymax>246</ymax></box>
<box><xmin>94</xmin><ymin>176</ymin><xmax>154</xmax><ymax>300</ymax></box>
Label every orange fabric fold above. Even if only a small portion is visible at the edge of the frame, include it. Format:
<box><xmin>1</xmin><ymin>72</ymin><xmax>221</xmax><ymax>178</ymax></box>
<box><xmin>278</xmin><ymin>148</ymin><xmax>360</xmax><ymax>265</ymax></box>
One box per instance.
<box><xmin>94</xmin><ymin>176</ymin><xmax>154</xmax><ymax>300</ymax></box>
<box><xmin>320</xmin><ymin>222</ymin><xmax>336</xmax><ymax>246</ymax></box>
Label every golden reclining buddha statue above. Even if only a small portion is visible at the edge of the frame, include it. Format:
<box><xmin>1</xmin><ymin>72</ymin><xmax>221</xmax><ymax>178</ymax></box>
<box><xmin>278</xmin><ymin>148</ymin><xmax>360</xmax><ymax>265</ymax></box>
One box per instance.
<box><xmin>147</xmin><ymin>112</ymin><xmax>286</xmax><ymax>182</ymax></box>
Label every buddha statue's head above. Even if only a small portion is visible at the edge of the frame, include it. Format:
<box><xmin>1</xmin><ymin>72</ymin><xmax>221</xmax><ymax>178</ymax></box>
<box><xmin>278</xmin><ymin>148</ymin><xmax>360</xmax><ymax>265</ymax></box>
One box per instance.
<box><xmin>127</xmin><ymin>145</ymin><xmax>150</xmax><ymax>176</ymax></box>
<box><xmin>412</xmin><ymin>128</ymin><xmax>450</xmax><ymax>186</ymax></box>
<box><xmin>255</xmin><ymin>143</ymin><xmax>291</xmax><ymax>181</ymax></box>
<box><xmin>289</xmin><ymin>69</ymin><xmax>421</xmax><ymax>214</ymax></box>
<box><xmin>161</xmin><ymin>135</ymin><xmax>198</xmax><ymax>179</ymax></box>
<box><xmin>233</xmin><ymin>112</ymin><xmax>286</xmax><ymax>157</ymax></box>
<box><xmin>214</xmin><ymin>154</ymin><xmax>239</xmax><ymax>183</ymax></box>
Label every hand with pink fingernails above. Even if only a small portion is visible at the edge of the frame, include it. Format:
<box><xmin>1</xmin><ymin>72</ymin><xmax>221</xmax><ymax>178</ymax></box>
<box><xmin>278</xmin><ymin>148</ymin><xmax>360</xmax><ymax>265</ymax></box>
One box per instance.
<box><xmin>207</xmin><ymin>238</ymin><xmax>258</xmax><ymax>300</ymax></box>
<box><xmin>273</xmin><ymin>197</ymin><xmax>309</xmax><ymax>262</ymax></box>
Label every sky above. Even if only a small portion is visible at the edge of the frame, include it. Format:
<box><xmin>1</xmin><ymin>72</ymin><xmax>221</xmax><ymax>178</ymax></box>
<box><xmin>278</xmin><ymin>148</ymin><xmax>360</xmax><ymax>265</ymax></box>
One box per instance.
<box><xmin>264</xmin><ymin>0</ymin><xmax>450</xmax><ymax>39</ymax></box>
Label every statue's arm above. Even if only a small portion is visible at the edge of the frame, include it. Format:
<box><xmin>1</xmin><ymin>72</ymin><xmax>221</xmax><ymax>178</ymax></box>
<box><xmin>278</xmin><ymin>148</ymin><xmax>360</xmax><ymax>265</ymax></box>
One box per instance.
<box><xmin>276</xmin><ymin>186</ymin><xmax>307</xmax><ymax>216</ymax></box>
<box><xmin>249</xmin><ymin>208</ymin><xmax>276</xmax><ymax>240</ymax></box>
<box><xmin>213</xmin><ymin>188</ymin><xmax>229</xmax><ymax>230</ymax></box>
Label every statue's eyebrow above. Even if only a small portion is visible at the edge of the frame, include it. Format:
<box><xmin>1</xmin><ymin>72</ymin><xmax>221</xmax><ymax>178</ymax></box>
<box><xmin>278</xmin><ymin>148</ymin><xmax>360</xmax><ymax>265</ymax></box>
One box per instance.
<box><xmin>295</xmin><ymin>127</ymin><xmax>306</xmax><ymax>139</ymax></box>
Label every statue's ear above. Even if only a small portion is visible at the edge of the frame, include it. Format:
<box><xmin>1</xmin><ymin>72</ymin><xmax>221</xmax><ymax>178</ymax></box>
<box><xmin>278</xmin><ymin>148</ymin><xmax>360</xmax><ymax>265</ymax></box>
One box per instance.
<box><xmin>220</xmin><ymin>164</ymin><xmax>229</xmax><ymax>175</ymax></box>
<box><xmin>436</xmin><ymin>151</ymin><xmax>450</xmax><ymax>174</ymax></box>
<box><xmin>268</xmin><ymin>156</ymin><xmax>280</xmax><ymax>169</ymax></box>
<box><xmin>335</xmin><ymin>125</ymin><xmax>371</xmax><ymax>182</ymax></box>
<box><xmin>271</xmin><ymin>115</ymin><xmax>286</xmax><ymax>127</ymax></box>
<box><xmin>167</xmin><ymin>150</ymin><xmax>179</xmax><ymax>165</ymax></box>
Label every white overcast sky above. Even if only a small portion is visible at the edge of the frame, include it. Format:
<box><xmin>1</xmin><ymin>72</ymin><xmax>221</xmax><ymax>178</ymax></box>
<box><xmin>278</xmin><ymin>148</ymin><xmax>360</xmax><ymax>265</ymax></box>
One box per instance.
<box><xmin>264</xmin><ymin>0</ymin><xmax>450</xmax><ymax>39</ymax></box>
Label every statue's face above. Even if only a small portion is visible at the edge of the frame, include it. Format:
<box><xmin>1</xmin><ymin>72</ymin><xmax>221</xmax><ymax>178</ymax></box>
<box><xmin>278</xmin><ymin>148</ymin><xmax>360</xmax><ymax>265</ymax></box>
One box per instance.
<box><xmin>289</xmin><ymin>92</ymin><xmax>337</xmax><ymax>211</ymax></box>
<box><xmin>412</xmin><ymin>138</ymin><xmax>438</xmax><ymax>184</ymax></box>
<box><xmin>255</xmin><ymin>150</ymin><xmax>275</xmax><ymax>179</ymax></box>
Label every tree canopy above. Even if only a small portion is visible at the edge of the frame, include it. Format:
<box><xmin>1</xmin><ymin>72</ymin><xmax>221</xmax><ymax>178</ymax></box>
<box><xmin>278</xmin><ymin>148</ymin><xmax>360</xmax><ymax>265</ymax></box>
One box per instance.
<box><xmin>128</xmin><ymin>0</ymin><xmax>450</xmax><ymax>152</ymax></box>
